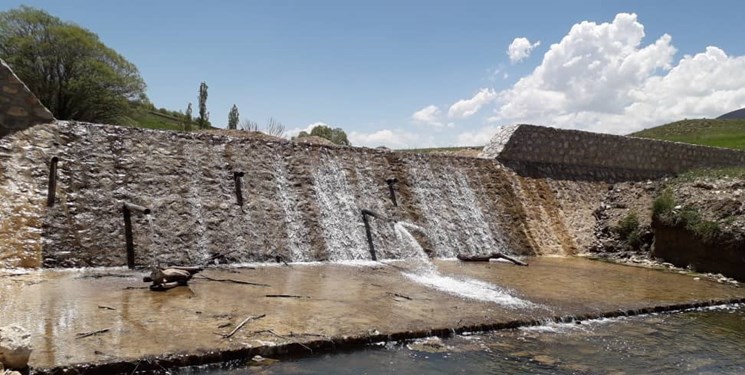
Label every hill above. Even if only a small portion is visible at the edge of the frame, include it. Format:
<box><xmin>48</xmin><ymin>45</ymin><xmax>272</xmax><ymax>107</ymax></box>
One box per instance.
<box><xmin>126</xmin><ymin>107</ymin><xmax>186</xmax><ymax>131</ymax></box>
<box><xmin>629</xmin><ymin>119</ymin><xmax>745</xmax><ymax>150</ymax></box>
<box><xmin>717</xmin><ymin>108</ymin><xmax>745</xmax><ymax>120</ymax></box>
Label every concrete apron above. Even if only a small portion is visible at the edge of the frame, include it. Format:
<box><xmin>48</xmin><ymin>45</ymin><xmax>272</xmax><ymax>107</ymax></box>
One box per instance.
<box><xmin>1</xmin><ymin>257</ymin><xmax>743</xmax><ymax>374</ymax></box>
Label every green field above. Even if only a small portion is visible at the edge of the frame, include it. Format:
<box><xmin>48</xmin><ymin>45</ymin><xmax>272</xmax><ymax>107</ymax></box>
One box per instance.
<box><xmin>126</xmin><ymin>108</ymin><xmax>185</xmax><ymax>131</ymax></box>
<box><xmin>630</xmin><ymin>119</ymin><xmax>745</xmax><ymax>150</ymax></box>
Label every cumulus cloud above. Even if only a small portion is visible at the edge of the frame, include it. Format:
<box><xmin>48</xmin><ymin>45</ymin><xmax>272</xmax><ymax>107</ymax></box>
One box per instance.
<box><xmin>487</xmin><ymin>12</ymin><xmax>745</xmax><ymax>134</ymax></box>
<box><xmin>349</xmin><ymin>129</ymin><xmax>433</xmax><ymax>149</ymax></box>
<box><xmin>448</xmin><ymin>88</ymin><xmax>497</xmax><ymax>119</ymax></box>
<box><xmin>456</xmin><ymin>125</ymin><xmax>501</xmax><ymax>146</ymax></box>
<box><xmin>286</xmin><ymin>121</ymin><xmax>327</xmax><ymax>138</ymax></box>
<box><xmin>411</xmin><ymin>105</ymin><xmax>444</xmax><ymax>127</ymax></box>
<box><xmin>507</xmin><ymin>37</ymin><xmax>541</xmax><ymax>63</ymax></box>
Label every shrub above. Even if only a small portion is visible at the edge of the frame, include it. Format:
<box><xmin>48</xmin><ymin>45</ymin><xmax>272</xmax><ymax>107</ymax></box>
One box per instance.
<box><xmin>615</xmin><ymin>212</ymin><xmax>642</xmax><ymax>248</ymax></box>
<box><xmin>615</xmin><ymin>212</ymin><xmax>639</xmax><ymax>239</ymax></box>
<box><xmin>652</xmin><ymin>188</ymin><xmax>675</xmax><ymax>220</ymax></box>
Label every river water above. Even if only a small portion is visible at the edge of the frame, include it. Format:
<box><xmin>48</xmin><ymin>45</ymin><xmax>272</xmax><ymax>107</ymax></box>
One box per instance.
<box><xmin>201</xmin><ymin>304</ymin><xmax>745</xmax><ymax>374</ymax></box>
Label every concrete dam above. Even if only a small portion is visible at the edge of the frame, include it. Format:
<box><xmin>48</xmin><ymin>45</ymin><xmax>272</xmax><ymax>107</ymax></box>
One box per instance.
<box><xmin>3</xmin><ymin>59</ymin><xmax>745</xmax><ymax>374</ymax></box>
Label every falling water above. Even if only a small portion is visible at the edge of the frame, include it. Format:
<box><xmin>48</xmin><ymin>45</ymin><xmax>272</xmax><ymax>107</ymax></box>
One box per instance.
<box><xmin>407</xmin><ymin>159</ymin><xmax>504</xmax><ymax>258</ymax></box>
<box><xmin>272</xmin><ymin>155</ymin><xmax>311</xmax><ymax>262</ymax></box>
<box><xmin>312</xmin><ymin>154</ymin><xmax>367</xmax><ymax>261</ymax></box>
<box><xmin>393</xmin><ymin>220</ymin><xmax>533</xmax><ymax>308</ymax></box>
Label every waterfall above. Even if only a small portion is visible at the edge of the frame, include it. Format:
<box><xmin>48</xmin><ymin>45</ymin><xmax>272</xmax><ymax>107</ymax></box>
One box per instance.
<box><xmin>394</xmin><ymin>219</ymin><xmax>533</xmax><ymax>308</ymax></box>
<box><xmin>407</xmin><ymin>159</ymin><xmax>504</xmax><ymax>258</ymax></box>
<box><xmin>312</xmin><ymin>154</ymin><xmax>367</xmax><ymax>261</ymax></box>
<box><xmin>272</xmin><ymin>155</ymin><xmax>311</xmax><ymax>262</ymax></box>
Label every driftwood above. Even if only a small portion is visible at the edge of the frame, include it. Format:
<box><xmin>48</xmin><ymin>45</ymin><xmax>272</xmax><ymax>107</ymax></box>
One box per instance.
<box><xmin>196</xmin><ymin>275</ymin><xmax>270</xmax><ymax>287</ymax></box>
<box><xmin>145</xmin><ymin>266</ymin><xmax>204</xmax><ymax>290</ymax></box>
<box><xmin>265</xmin><ymin>294</ymin><xmax>309</xmax><ymax>299</ymax></box>
<box><xmin>75</xmin><ymin>328</ymin><xmax>110</xmax><ymax>339</ymax></box>
<box><xmin>219</xmin><ymin>314</ymin><xmax>266</xmax><ymax>339</ymax></box>
<box><xmin>457</xmin><ymin>252</ymin><xmax>528</xmax><ymax>266</ymax></box>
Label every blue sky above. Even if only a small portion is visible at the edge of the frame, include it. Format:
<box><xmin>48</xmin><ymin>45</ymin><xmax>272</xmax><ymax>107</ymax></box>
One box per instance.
<box><xmin>4</xmin><ymin>1</ymin><xmax>745</xmax><ymax>148</ymax></box>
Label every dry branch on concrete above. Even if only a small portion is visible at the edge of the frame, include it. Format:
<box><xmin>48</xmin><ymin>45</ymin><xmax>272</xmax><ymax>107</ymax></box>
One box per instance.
<box><xmin>196</xmin><ymin>275</ymin><xmax>270</xmax><ymax>287</ymax></box>
<box><xmin>457</xmin><ymin>253</ymin><xmax>528</xmax><ymax>266</ymax></box>
<box><xmin>75</xmin><ymin>328</ymin><xmax>110</xmax><ymax>339</ymax></box>
<box><xmin>218</xmin><ymin>314</ymin><xmax>266</xmax><ymax>339</ymax></box>
<box><xmin>386</xmin><ymin>292</ymin><xmax>412</xmax><ymax>300</ymax></box>
<box><xmin>264</xmin><ymin>294</ymin><xmax>310</xmax><ymax>299</ymax></box>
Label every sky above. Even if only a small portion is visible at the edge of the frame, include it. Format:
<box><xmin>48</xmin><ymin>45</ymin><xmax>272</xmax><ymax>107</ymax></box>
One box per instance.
<box><xmin>4</xmin><ymin>0</ymin><xmax>745</xmax><ymax>148</ymax></box>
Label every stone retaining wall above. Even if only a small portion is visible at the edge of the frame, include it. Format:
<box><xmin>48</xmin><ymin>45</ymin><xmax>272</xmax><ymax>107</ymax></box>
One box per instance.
<box><xmin>0</xmin><ymin>59</ymin><xmax>55</xmax><ymax>138</ymax></box>
<box><xmin>481</xmin><ymin>124</ymin><xmax>745</xmax><ymax>180</ymax></box>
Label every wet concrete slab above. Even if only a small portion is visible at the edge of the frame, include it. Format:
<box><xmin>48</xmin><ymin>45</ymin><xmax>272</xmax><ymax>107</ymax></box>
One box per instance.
<box><xmin>1</xmin><ymin>257</ymin><xmax>743</xmax><ymax>372</ymax></box>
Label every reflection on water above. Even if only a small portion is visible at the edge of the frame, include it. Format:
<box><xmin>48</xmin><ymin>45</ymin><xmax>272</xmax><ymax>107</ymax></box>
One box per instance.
<box><xmin>202</xmin><ymin>305</ymin><xmax>745</xmax><ymax>375</ymax></box>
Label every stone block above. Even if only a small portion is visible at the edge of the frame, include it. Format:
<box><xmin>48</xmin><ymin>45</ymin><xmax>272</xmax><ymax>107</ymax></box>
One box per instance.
<box><xmin>0</xmin><ymin>325</ymin><xmax>32</xmax><ymax>369</ymax></box>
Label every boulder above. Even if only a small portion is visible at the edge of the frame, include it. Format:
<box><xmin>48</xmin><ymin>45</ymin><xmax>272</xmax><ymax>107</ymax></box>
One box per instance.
<box><xmin>0</xmin><ymin>324</ymin><xmax>32</xmax><ymax>369</ymax></box>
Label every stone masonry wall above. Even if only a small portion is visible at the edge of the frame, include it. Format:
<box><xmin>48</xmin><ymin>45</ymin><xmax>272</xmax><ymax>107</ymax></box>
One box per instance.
<box><xmin>481</xmin><ymin>124</ymin><xmax>745</xmax><ymax>180</ymax></box>
<box><xmin>0</xmin><ymin>59</ymin><xmax>55</xmax><ymax>138</ymax></box>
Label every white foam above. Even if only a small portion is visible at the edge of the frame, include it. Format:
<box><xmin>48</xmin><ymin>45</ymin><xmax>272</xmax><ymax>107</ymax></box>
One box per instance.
<box><xmin>403</xmin><ymin>271</ymin><xmax>534</xmax><ymax>308</ymax></box>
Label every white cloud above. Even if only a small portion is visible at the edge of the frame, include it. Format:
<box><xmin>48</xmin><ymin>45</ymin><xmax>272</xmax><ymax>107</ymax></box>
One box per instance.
<box><xmin>488</xmin><ymin>13</ymin><xmax>745</xmax><ymax>134</ymax></box>
<box><xmin>286</xmin><ymin>121</ymin><xmax>326</xmax><ymax>138</ymax></box>
<box><xmin>448</xmin><ymin>88</ymin><xmax>497</xmax><ymax>119</ymax></box>
<box><xmin>507</xmin><ymin>37</ymin><xmax>541</xmax><ymax>63</ymax></box>
<box><xmin>411</xmin><ymin>105</ymin><xmax>443</xmax><ymax>127</ymax></box>
<box><xmin>456</xmin><ymin>125</ymin><xmax>501</xmax><ymax>146</ymax></box>
<box><xmin>349</xmin><ymin>129</ymin><xmax>434</xmax><ymax>149</ymax></box>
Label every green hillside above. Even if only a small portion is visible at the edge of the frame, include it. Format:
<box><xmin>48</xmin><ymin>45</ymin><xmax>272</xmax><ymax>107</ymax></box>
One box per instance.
<box><xmin>630</xmin><ymin>119</ymin><xmax>745</xmax><ymax>150</ymax></box>
<box><xmin>127</xmin><ymin>108</ymin><xmax>185</xmax><ymax>131</ymax></box>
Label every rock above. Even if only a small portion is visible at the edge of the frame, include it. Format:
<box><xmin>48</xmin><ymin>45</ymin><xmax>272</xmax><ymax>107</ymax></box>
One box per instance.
<box><xmin>0</xmin><ymin>324</ymin><xmax>32</xmax><ymax>369</ymax></box>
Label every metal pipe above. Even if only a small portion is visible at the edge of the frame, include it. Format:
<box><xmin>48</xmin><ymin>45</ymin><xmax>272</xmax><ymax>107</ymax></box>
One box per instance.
<box><xmin>361</xmin><ymin>208</ymin><xmax>382</xmax><ymax>219</ymax></box>
<box><xmin>123</xmin><ymin>202</ymin><xmax>151</xmax><ymax>215</ymax></box>
<box><xmin>123</xmin><ymin>202</ymin><xmax>151</xmax><ymax>269</ymax></box>
<box><xmin>362</xmin><ymin>211</ymin><xmax>377</xmax><ymax>261</ymax></box>
<box><xmin>386</xmin><ymin>177</ymin><xmax>398</xmax><ymax>207</ymax></box>
<box><xmin>46</xmin><ymin>157</ymin><xmax>59</xmax><ymax>207</ymax></box>
<box><xmin>234</xmin><ymin>172</ymin><xmax>245</xmax><ymax>206</ymax></box>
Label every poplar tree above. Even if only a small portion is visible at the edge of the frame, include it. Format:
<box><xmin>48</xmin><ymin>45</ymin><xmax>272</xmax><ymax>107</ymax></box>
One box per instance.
<box><xmin>228</xmin><ymin>104</ymin><xmax>239</xmax><ymax>130</ymax></box>
<box><xmin>198</xmin><ymin>82</ymin><xmax>208</xmax><ymax>128</ymax></box>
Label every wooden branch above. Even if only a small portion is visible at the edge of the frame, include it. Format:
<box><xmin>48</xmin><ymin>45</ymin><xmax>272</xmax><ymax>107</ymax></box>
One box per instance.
<box><xmin>196</xmin><ymin>275</ymin><xmax>270</xmax><ymax>287</ymax></box>
<box><xmin>457</xmin><ymin>252</ymin><xmax>528</xmax><ymax>266</ymax></box>
<box><xmin>219</xmin><ymin>314</ymin><xmax>266</xmax><ymax>339</ymax></box>
<box><xmin>75</xmin><ymin>328</ymin><xmax>110</xmax><ymax>339</ymax></box>
<box><xmin>386</xmin><ymin>292</ymin><xmax>412</xmax><ymax>300</ymax></box>
<box><xmin>265</xmin><ymin>294</ymin><xmax>310</xmax><ymax>299</ymax></box>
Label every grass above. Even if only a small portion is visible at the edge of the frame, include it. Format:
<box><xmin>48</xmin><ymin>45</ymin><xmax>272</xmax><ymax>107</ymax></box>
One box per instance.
<box><xmin>673</xmin><ymin>167</ymin><xmax>745</xmax><ymax>182</ymax></box>
<box><xmin>652</xmin><ymin>188</ymin><xmax>721</xmax><ymax>243</ymax></box>
<box><xmin>630</xmin><ymin>119</ymin><xmax>745</xmax><ymax>150</ymax></box>
<box><xmin>614</xmin><ymin>212</ymin><xmax>641</xmax><ymax>248</ymax></box>
<box><xmin>127</xmin><ymin>108</ymin><xmax>185</xmax><ymax>131</ymax></box>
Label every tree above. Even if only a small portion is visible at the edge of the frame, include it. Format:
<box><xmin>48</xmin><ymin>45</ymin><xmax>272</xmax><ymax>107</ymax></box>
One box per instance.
<box><xmin>198</xmin><ymin>82</ymin><xmax>208</xmax><ymax>128</ymax></box>
<box><xmin>0</xmin><ymin>6</ymin><xmax>146</xmax><ymax>124</ymax></box>
<box><xmin>184</xmin><ymin>103</ymin><xmax>193</xmax><ymax>131</ymax></box>
<box><xmin>241</xmin><ymin>119</ymin><xmax>258</xmax><ymax>132</ymax></box>
<box><xmin>228</xmin><ymin>104</ymin><xmax>239</xmax><ymax>130</ymax></box>
<box><xmin>296</xmin><ymin>124</ymin><xmax>350</xmax><ymax>146</ymax></box>
<box><xmin>264</xmin><ymin>117</ymin><xmax>285</xmax><ymax>137</ymax></box>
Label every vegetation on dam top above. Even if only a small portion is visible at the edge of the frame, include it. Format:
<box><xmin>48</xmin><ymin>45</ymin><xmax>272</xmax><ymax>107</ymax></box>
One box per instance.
<box><xmin>630</xmin><ymin>118</ymin><xmax>745</xmax><ymax>151</ymax></box>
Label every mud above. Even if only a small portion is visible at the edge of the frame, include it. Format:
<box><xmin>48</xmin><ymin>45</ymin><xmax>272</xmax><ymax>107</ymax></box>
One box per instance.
<box><xmin>1</xmin><ymin>257</ymin><xmax>743</xmax><ymax>373</ymax></box>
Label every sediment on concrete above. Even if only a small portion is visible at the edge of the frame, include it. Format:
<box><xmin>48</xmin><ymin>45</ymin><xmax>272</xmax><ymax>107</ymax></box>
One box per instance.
<box><xmin>32</xmin><ymin>297</ymin><xmax>745</xmax><ymax>375</ymax></box>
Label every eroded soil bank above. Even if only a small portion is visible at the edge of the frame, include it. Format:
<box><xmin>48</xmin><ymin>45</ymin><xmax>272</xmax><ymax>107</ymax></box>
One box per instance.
<box><xmin>1</xmin><ymin>257</ymin><xmax>743</xmax><ymax>373</ymax></box>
